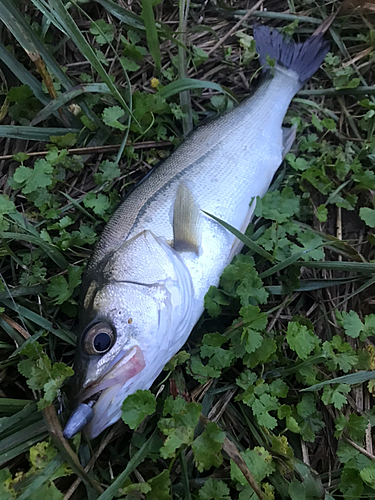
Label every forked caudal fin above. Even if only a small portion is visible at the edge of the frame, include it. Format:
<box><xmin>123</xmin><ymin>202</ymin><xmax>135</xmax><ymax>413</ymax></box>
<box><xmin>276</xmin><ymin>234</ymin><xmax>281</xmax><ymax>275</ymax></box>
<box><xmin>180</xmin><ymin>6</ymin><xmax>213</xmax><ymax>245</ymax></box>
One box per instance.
<box><xmin>253</xmin><ymin>24</ymin><xmax>330</xmax><ymax>87</ymax></box>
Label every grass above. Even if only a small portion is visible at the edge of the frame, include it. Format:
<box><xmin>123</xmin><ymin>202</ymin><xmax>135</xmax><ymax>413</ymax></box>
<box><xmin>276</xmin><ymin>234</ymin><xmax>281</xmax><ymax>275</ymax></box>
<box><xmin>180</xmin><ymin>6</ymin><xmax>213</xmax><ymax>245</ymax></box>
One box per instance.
<box><xmin>1</xmin><ymin>0</ymin><xmax>375</xmax><ymax>499</ymax></box>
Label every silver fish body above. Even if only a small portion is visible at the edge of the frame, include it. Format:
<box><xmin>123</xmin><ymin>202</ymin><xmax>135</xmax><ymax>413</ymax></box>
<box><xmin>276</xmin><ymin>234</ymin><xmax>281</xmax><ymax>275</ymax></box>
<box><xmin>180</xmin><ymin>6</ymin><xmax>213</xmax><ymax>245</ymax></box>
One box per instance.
<box><xmin>64</xmin><ymin>25</ymin><xmax>329</xmax><ymax>439</ymax></box>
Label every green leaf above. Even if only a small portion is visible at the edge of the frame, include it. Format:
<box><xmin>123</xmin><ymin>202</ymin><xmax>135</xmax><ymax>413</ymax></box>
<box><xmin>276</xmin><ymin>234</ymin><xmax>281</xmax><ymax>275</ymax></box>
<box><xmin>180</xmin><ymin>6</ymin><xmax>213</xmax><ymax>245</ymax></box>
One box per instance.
<box><xmin>146</xmin><ymin>470</ymin><xmax>171</xmax><ymax>500</ymax></box>
<box><xmin>288</xmin><ymin>480</ymin><xmax>306</xmax><ymax>500</ymax></box>
<box><xmin>335</xmin><ymin>413</ymin><xmax>368</xmax><ymax>442</ymax></box>
<box><xmin>359</xmin><ymin>462</ymin><xmax>375</xmax><ymax>488</ymax></box>
<box><xmin>83</xmin><ymin>192</ymin><xmax>112</xmax><ymax>217</ymax></box>
<box><xmin>164</xmin><ymin>351</ymin><xmax>190</xmax><ymax>371</ymax></box>
<box><xmin>90</xmin><ymin>19</ymin><xmax>114</xmax><ymax>45</ymax></box>
<box><xmin>11</xmin><ymin>159</ymin><xmax>53</xmax><ymax>194</ymax></box>
<box><xmin>230</xmin><ymin>447</ymin><xmax>275</xmax><ymax>485</ymax></box>
<box><xmin>362</xmin><ymin>314</ymin><xmax>375</xmax><ymax>340</ymax></box>
<box><xmin>321</xmin><ymin>384</ymin><xmax>350</xmax><ymax>409</ymax></box>
<box><xmin>94</xmin><ymin>160</ymin><xmax>121</xmax><ymax>185</ymax></box>
<box><xmin>200</xmin><ymin>333</ymin><xmax>235</xmax><ymax>371</ymax></box>
<box><xmin>102</xmin><ymin>106</ymin><xmax>127</xmax><ymax>130</ymax></box>
<box><xmin>240</xmin><ymin>305</ymin><xmax>267</xmax><ymax>354</ymax></box>
<box><xmin>187</xmin><ymin>355</ymin><xmax>221</xmax><ymax>383</ymax></box>
<box><xmin>0</xmin><ymin>469</ymin><xmax>16</xmax><ymax>500</ymax></box>
<box><xmin>360</xmin><ymin>207</ymin><xmax>375</xmax><ymax>227</ymax></box>
<box><xmin>204</xmin><ymin>286</ymin><xmax>229</xmax><ymax>317</ymax></box>
<box><xmin>192</xmin><ymin>422</ymin><xmax>225</xmax><ymax>472</ymax></box>
<box><xmin>0</xmin><ymin>195</ymin><xmax>16</xmax><ymax>230</ymax></box>
<box><xmin>296</xmin><ymin>393</ymin><xmax>317</xmax><ymax>418</ymax></box>
<box><xmin>158</xmin><ymin>396</ymin><xmax>201</xmax><ymax>458</ymax></box>
<box><xmin>198</xmin><ymin>479</ymin><xmax>231</xmax><ymax>500</ymax></box>
<box><xmin>254</xmin><ymin>187</ymin><xmax>300</xmax><ymax>223</ymax></box>
<box><xmin>285</xmin><ymin>153</ymin><xmax>312</xmax><ymax>172</ymax></box>
<box><xmin>39</xmin><ymin>363</ymin><xmax>74</xmax><ymax>409</ymax></box>
<box><xmin>251</xmin><ymin>393</ymin><xmax>279</xmax><ymax>429</ymax></box>
<box><xmin>46</xmin><ymin>265</ymin><xmax>82</xmax><ymax>305</ymax></box>
<box><xmin>339</xmin><ymin>467</ymin><xmax>364</xmax><ymax>499</ymax></box>
<box><xmin>220</xmin><ymin>255</ymin><xmax>268</xmax><ymax>306</ymax></box>
<box><xmin>121</xmin><ymin>390</ymin><xmax>156</xmax><ymax>429</ymax></box>
<box><xmin>336</xmin><ymin>310</ymin><xmax>363</xmax><ymax>338</ymax></box>
<box><xmin>286</xmin><ymin>321</ymin><xmax>318</xmax><ymax>360</ymax></box>
<box><xmin>120</xmin><ymin>56</ymin><xmax>141</xmax><ymax>72</ymax></box>
<box><xmin>316</xmin><ymin>204</ymin><xmax>328</xmax><ymax>222</ymax></box>
<box><xmin>337</xmin><ymin>441</ymin><xmax>360</xmax><ymax>463</ymax></box>
<box><xmin>323</xmin><ymin>335</ymin><xmax>358</xmax><ymax>373</ymax></box>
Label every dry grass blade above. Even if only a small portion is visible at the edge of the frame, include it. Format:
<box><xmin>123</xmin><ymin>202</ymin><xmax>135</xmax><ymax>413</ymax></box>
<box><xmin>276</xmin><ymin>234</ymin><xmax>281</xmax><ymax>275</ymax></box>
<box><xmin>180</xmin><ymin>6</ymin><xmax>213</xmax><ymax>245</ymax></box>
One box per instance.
<box><xmin>43</xmin><ymin>405</ymin><xmax>104</xmax><ymax>495</ymax></box>
<box><xmin>199</xmin><ymin>414</ymin><xmax>265</xmax><ymax>500</ymax></box>
<box><xmin>1</xmin><ymin>313</ymin><xmax>30</xmax><ymax>339</ymax></box>
<box><xmin>0</xmin><ymin>0</ymin><xmax>74</xmax><ymax>92</ymax></box>
<box><xmin>207</xmin><ymin>0</ymin><xmax>264</xmax><ymax>56</ymax></box>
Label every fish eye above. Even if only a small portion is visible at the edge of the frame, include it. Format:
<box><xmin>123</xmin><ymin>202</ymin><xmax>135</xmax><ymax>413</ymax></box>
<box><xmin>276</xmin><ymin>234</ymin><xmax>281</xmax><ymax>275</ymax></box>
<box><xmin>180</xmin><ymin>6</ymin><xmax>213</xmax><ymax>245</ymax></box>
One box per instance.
<box><xmin>84</xmin><ymin>322</ymin><xmax>115</xmax><ymax>355</ymax></box>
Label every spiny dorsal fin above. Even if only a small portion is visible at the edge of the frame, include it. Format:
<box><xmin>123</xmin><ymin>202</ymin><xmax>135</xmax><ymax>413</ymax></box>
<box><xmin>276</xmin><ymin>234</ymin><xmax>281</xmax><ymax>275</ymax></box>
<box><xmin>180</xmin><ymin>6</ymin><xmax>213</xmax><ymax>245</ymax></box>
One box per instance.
<box><xmin>173</xmin><ymin>181</ymin><xmax>201</xmax><ymax>254</ymax></box>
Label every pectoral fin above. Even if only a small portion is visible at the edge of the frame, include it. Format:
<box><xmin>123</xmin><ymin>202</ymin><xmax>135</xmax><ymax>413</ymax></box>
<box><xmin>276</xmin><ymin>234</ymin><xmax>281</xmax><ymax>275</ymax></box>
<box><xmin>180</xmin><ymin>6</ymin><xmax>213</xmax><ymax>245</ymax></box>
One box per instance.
<box><xmin>173</xmin><ymin>182</ymin><xmax>201</xmax><ymax>254</ymax></box>
<box><xmin>282</xmin><ymin>125</ymin><xmax>297</xmax><ymax>158</ymax></box>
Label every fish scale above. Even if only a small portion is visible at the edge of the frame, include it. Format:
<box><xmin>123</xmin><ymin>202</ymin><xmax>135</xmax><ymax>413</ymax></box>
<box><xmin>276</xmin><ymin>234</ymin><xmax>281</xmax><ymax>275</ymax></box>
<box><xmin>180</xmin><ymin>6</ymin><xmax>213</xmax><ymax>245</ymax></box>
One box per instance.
<box><xmin>63</xmin><ymin>24</ymin><xmax>330</xmax><ymax>440</ymax></box>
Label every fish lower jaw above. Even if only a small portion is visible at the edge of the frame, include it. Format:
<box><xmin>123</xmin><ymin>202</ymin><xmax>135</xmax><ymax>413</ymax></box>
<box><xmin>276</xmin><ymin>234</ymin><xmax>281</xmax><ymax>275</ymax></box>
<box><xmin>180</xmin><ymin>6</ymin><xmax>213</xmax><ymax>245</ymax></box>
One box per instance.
<box><xmin>84</xmin><ymin>362</ymin><xmax>161</xmax><ymax>439</ymax></box>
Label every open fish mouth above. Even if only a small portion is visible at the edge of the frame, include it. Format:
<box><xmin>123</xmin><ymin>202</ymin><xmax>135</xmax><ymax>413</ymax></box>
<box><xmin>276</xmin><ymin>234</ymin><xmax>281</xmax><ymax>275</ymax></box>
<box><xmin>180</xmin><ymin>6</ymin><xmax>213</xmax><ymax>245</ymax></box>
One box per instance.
<box><xmin>63</xmin><ymin>346</ymin><xmax>145</xmax><ymax>439</ymax></box>
<box><xmin>78</xmin><ymin>345</ymin><xmax>145</xmax><ymax>403</ymax></box>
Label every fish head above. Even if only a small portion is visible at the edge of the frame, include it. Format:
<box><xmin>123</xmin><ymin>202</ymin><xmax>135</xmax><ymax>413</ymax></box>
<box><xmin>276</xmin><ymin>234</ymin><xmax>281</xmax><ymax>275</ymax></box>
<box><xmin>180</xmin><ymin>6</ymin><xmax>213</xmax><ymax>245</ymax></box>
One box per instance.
<box><xmin>70</xmin><ymin>230</ymin><xmax>194</xmax><ymax>439</ymax></box>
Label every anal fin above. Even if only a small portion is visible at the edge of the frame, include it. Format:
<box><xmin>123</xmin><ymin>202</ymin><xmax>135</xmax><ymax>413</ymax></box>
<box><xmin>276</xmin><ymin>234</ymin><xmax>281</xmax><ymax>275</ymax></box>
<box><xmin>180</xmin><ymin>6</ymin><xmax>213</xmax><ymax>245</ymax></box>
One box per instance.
<box><xmin>173</xmin><ymin>182</ymin><xmax>201</xmax><ymax>254</ymax></box>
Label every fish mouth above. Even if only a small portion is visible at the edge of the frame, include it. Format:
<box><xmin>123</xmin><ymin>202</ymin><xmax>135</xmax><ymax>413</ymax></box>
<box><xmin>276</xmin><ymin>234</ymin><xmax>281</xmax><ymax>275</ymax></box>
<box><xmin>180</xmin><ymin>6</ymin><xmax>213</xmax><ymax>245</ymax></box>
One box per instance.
<box><xmin>78</xmin><ymin>345</ymin><xmax>145</xmax><ymax>404</ymax></box>
<box><xmin>68</xmin><ymin>345</ymin><xmax>146</xmax><ymax>438</ymax></box>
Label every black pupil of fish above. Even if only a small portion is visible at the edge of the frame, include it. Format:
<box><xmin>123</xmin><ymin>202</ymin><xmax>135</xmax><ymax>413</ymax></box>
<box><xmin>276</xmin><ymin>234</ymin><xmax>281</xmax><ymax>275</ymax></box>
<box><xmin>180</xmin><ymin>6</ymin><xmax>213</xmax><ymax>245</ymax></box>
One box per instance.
<box><xmin>94</xmin><ymin>332</ymin><xmax>111</xmax><ymax>352</ymax></box>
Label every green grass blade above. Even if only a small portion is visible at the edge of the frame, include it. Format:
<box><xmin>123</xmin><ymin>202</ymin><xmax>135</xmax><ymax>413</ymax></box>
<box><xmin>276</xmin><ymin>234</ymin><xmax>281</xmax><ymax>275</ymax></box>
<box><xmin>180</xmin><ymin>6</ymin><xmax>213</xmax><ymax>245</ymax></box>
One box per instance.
<box><xmin>1</xmin><ymin>231</ymin><xmax>69</xmax><ymax>270</ymax></box>
<box><xmin>97</xmin><ymin>431</ymin><xmax>160</xmax><ymax>500</ymax></box>
<box><xmin>141</xmin><ymin>0</ymin><xmax>161</xmax><ymax>75</ymax></box>
<box><xmin>259</xmin><ymin>243</ymin><xmax>325</xmax><ymax>279</ymax></box>
<box><xmin>0</xmin><ymin>39</ymin><xmax>49</xmax><ymax>105</ymax></box>
<box><xmin>266</xmin><ymin>276</ymin><xmax>360</xmax><ymax>295</ymax></box>
<box><xmin>178</xmin><ymin>0</ymin><xmax>193</xmax><ymax>135</ymax></box>
<box><xmin>1</xmin><ymin>0</ymin><xmax>102</xmax><ymax>128</ymax></box>
<box><xmin>302</xmin><ymin>371</ymin><xmax>375</xmax><ymax>392</ymax></box>
<box><xmin>17</xmin><ymin>454</ymin><xmax>66</xmax><ymax>500</ymax></box>
<box><xmin>94</xmin><ymin>0</ymin><xmax>145</xmax><ymax>30</ymax></box>
<box><xmin>180</xmin><ymin>449</ymin><xmax>192</xmax><ymax>500</ymax></box>
<box><xmin>48</xmin><ymin>0</ymin><xmax>132</xmax><ymax>117</ymax></box>
<box><xmin>11</xmin><ymin>329</ymin><xmax>45</xmax><ymax>358</ymax></box>
<box><xmin>0</xmin><ymin>403</ymin><xmax>38</xmax><ymax>435</ymax></box>
<box><xmin>158</xmin><ymin>78</ymin><xmax>233</xmax><ymax>99</ymax></box>
<box><xmin>0</xmin><ymin>419</ymin><xmax>48</xmax><ymax>466</ymax></box>
<box><xmin>264</xmin><ymin>354</ymin><xmax>328</xmax><ymax>379</ymax></box>
<box><xmin>0</xmin><ymin>125</ymin><xmax>81</xmax><ymax>141</ymax></box>
<box><xmin>0</xmin><ymin>0</ymin><xmax>73</xmax><ymax>91</ymax></box>
<box><xmin>28</xmin><ymin>0</ymin><xmax>68</xmax><ymax>34</ymax></box>
<box><xmin>0</xmin><ymin>299</ymin><xmax>76</xmax><ymax>345</ymax></box>
<box><xmin>0</xmin><ymin>399</ymin><xmax>33</xmax><ymax>415</ymax></box>
<box><xmin>301</xmin><ymin>261</ymin><xmax>375</xmax><ymax>273</ymax></box>
<box><xmin>202</xmin><ymin>211</ymin><xmax>275</xmax><ymax>262</ymax></box>
<box><xmin>0</xmin><ymin>285</ymin><xmax>46</xmax><ymax>301</ymax></box>
<box><xmin>31</xmin><ymin>83</ymin><xmax>111</xmax><ymax>126</ymax></box>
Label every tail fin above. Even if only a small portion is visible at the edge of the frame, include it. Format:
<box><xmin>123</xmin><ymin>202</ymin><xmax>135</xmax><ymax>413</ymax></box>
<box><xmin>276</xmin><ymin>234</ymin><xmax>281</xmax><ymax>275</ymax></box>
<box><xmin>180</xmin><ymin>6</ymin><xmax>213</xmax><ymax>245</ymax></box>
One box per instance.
<box><xmin>253</xmin><ymin>24</ymin><xmax>329</xmax><ymax>86</ymax></box>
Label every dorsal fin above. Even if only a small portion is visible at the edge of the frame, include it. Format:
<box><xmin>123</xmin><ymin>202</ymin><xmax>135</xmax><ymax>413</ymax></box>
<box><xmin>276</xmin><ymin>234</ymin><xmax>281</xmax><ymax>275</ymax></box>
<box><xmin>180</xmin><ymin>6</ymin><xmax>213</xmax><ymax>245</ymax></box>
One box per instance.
<box><xmin>173</xmin><ymin>182</ymin><xmax>201</xmax><ymax>254</ymax></box>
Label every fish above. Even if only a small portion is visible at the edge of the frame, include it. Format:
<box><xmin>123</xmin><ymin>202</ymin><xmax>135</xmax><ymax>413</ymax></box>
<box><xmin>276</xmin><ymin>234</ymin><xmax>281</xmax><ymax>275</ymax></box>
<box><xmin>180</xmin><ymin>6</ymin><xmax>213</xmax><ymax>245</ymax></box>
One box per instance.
<box><xmin>63</xmin><ymin>24</ymin><xmax>329</xmax><ymax>440</ymax></box>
